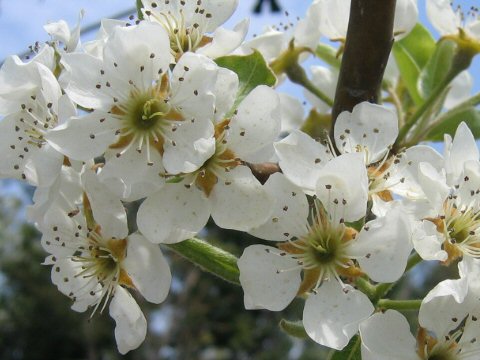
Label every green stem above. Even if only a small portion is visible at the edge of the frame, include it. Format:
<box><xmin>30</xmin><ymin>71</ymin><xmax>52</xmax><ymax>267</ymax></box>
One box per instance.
<box><xmin>167</xmin><ymin>238</ymin><xmax>240</xmax><ymax>285</ymax></box>
<box><xmin>411</xmin><ymin>91</ymin><xmax>480</xmax><ymax>145</ymax></box>
<box><xmin>355</xmin><ymin>277</ymin><xmax>377</xmax><ymax>299</ymax></box>
<box><xmin>395</xmin><ymin>70</ymin><xmax>457</xmax><ymax>148</ymax></box>
<box><xmin>377</xmin><ymin>299</ymin><xmax>422</xmax><ymax>311</ymax></box>
<box><xmin>136</xmin><ymin>0</ymin><xmax>144</xmax><ymax>20</ymax></box>
<box><xmin>286</xmin><ymin>63</ymin><xmax>334</xmax><ymax>107</ymax></box>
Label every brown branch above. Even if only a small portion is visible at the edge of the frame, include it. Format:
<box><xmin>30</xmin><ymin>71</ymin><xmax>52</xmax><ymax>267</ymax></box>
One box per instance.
<box><xmin>331</xmin><ymin>0</ymin><xmax>397</xmax><ymax>132</ymax></box>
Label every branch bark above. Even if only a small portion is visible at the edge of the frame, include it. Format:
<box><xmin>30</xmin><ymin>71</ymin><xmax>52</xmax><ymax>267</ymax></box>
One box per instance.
<box><xmin>331</xmin><ymin>0</ymin><xmax>397</xmax><ymax>133</ymax></box>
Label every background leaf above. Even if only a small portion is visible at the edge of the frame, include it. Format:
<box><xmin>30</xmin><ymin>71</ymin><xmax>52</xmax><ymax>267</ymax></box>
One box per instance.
<box><xmin>393</xmin><ymin>23</ymin><xmax>436</xmax><ymax>106</ymax></box>
<box><xmin>418</xmin><ymin>39</ymin><xmax>456</xmax><ymax>99</ymax></box>
<box><xmin>215</xmin><ymin>50</ymin><xmax>277</xmax><ymax>111</ymax></box>
<box><xmin>426</xmin><ymin>107</ymin><xmax>480</xmax><ymax>141</ymax></box>
<box><xmin>330</xmin><ymin>336</ymin><xmax>361</xmax><ymax>360</ymax></box>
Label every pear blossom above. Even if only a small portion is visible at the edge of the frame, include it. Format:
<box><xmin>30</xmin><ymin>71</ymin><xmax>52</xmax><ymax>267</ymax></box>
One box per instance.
<box><xmin>275</xmin><ymin>102</ymin><xmax>443</xmax><ymax>216</ymax></box>
<box><xmin>141</xmin><ymin>0</ymin><xmax>249</xmax><ymax>60</ymax></box>
<box><xmin>0</xmin><ymin>48</ymin><xmax>76</xmax><ymax>186</ymax></box>
<box><xmin>415</xmin><ymin>122</ymin><xmax>480</xmax><ymax>264</ymax></box>
<box><xmin>47</xmin><ymin>22</ymin><xmax>228</xmax><ymax>199</ymax></box>
<box><xmin>239</xmin><ymin>156</ymin><xmax>414</xmax><ymax>349</ymax></box>
<box><xmin>304</xmin><ymin>66</ymin><xmax>338</xmax><ymax>114</ymax></box>
<box><xmin>42</xmin><ymin>168</ymin><xmax>171</xmax><ymax>354</ymax></box>
<box><xmin>360</xmin><ymin>258</ymin><xmax>480</xmax><ymax>360</ymax></box>
<box><xmin>138</xmin><ymin>84</ymin><xmax>280</xmax><ymax>240</ymax></box>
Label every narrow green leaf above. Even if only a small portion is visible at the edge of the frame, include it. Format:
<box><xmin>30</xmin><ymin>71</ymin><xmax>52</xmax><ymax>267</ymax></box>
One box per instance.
<box><xmin>330</xmin><ymin>336</ymin><xmax>361</xmax><ymax>360</ymax></box>
<box><xmin>315</xmin><ymin>43</ymin><xmax>341</xmax><ymax>68</ymax></box>
<box><xmin>167</xmin><ymin>238</ymin><xmax>240</xmax><ymax>285</ymax></box>
<box><xmin>418</xmin><ymin>39</ymin><xmax>456</xmax><ymax>99</ymax></box>
<box><xmin>165</xmin><ymin>176</ymin><xmax>184</xmax><ymax>184</ymax></box>
<box><xmin>215</xmin><ymin>50</ymin><xmax>277</xmax><ymax>111</ymax></box>
<box><xmin>279</xmin><ymin>319</ymin><xmax>308</xmax><ymax>339</ymax></box>
<box><xmin>426</xmin><ymin>107</ymin><xmax>480</xmax><ymax>141</ymax></box>
<box><xmin>393</xmin><ymin>23</ymin><xmax>436</xmax><ymax>106</ymax></box>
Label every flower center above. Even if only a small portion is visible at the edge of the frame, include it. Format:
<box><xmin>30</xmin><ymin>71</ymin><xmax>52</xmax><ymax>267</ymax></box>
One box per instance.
<box><xmin>110</xmin><ymin>79</ymin><xmax>184</xmax><ymax>162</ymax></box>
<box><xmin>148</xmin><ymin>10</ymin><xmax>212</xmax><ymax>59</ymax></box>
<box><xmin>278</xmin><ymin>201</ymin><xmax>360</xmax><ymax>294</ymax></box>
<box><xmin>428</xmin><ymin>196</ymin><xmax>480</xmax><ymax>263</ymax></box>
<box><xmin>193</xmin><ymin>120</ymin><xmax>239</xmax><ymax>196</ymax></box>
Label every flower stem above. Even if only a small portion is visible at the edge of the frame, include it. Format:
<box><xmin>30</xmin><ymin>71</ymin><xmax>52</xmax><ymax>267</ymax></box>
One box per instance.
<box><xmin>355</xmin><ymin>277</ymin><xmax>377</xmax><ymax>299</ymax></box>
<box><xmin>286</xmin><ymin>62</ymin><xmax>334</xmax><ymax>107</ymax></box>
<box><xmin>377</xmin><ymin>299</ymin><xmax>422</xmax><ymax>311</ymax></box>
<box><xmin>167</xmin><ymin>238</ymin><xmax>240</xmax><ymax>285</ymax></box>
<box><xmin>410</xmin><ymin>91</ymin><xmax>480</xmax><ymax>145</ymax></box>
<box><xmin>406</xmin><ymin>252</ymin><xmax>423</xmax><ymax>272</ymax></box>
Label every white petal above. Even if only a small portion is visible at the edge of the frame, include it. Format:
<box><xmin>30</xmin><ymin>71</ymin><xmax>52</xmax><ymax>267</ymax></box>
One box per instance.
<box><xmin>198</xmin><ymin>19</ymin><xmax>249</xmax><ymax>58</ymax></box>
<box><xmin>386</xmin><ymin>145</ymin><xmax>444</xmax><ymax>200</ymax></box>
<box><xmin>238</xmin><ymin>28</ymin><xmax>286</xmax><ymax>62</ymax></box>
<box><xmin>201</xmin><ymin>0</ymin><xmax>239</xmax><ymax>32</ymax></box>
<box><xmin>303</xmin><ymin>281</ymin><xmax>374</xmax><ymax>350</ymax></box>
<box><xmin>46</xmin><ymin>111</ymin><xmax>118</xmax><ymax>161</ymax></box>
<box><xmin>137</xmin><ymin>184</ymin><xmax>210</xmax><ymax>244</ymax></box>
<box><xmin>445</xmin><ymin>122</ymin><xmax>479</xmax><ymax>184</ymax></box>
<box><xmin>393</xmin><ymin>0</ymin><xmax>418</xmax><ymax>39</ymax></box>
<box><xmin>162</xmin><ymin>118</ymin><xmax>215</xmax><ymax>174</ymax></box>
<box><xmin>444</xmin><ymin>71</ymin><xmax>473</xmax><ymax>109</ymax></box>
<box><xmin>82</xmin><ymin>169</ymin><xmax>128</xmax><ymax>240</ymax></box>
<box><xmin>238</xmin><ymin>245</ymin><xmax>301</xmax><ymax>311</ymax></box>
<box><xmin>278</xmin><ymin>93</ymin><xmax>305</xmax><ymax>133</ymax></box>
<box><xmin>211</xmin><ymin>67</ymin><xmax>239</xmax><ymax>122</ymax></box>
<box><xmin>316</xmin><ymin>153</ymin><xmax>369</xmax><ymax>223</ymax></box>
<box><xmin>99</xmin><ymin>147</ymin><xmax>165</xmax><ymax>202</ymax></box>
<box><xmin>348</xmin><ymin>207</ymin><xmax>413</xmax><ymax>283</ymax></box>
<box><xmin>420</xmin><ymin>277</ymin><xmax>472</xmax><ymax>338</ymax></box>
<box><xmin>426</xmin><ymin>0</ymin><xmax>460</xmax><ymax>35</ymax></box>
<box><xmin>359</xmin><ymin>310</ymin><xmax>417</xmax><ymax>360</ymax></box>
<box><xmin>170</xmin><ymin>53</ymin><xmax>218</xmax><ymax>120</ymax></box>
<box><xmin>23</xmin><ymin>144</ymin><xmax>64</xmax><ymax>187</ymax></box>
<box><xmin>315</xmin><ymin>0</ymin><xmax>350</xmax><ymax>39</ymax></box>
<box><xmin>227</xmin><ymin>86</ymin><xmax>281</xmax><ymax>158</ymax></box>
<box><xmin>334</xmin><ymin>102</ymin><xmax>398</xmax><ymax>164</ymax></box>
<box><xmin>60</xmin><ymin>53</ymin><xmax>112</xmax><ymax>109</ymax></box>
<box><xmin>109</xmin><ymin>287</ymin><xmax>147</xmax><ymax>355</ymax></box>
<box><xmin>123</xmin><ymin>233</ymin><xmax>171</xmax><ymax>304</ymax></box>
<box><xmin>249</xmin><ymin>173</ymin><xmax>309</xmax><ymax>241</ymax></box>
<box><xmin>210</xmin><ymin>166</ymin><xmax>273</xmax><ymax>231</ymax></box>
<box><xmin>418</xmin><ymin>162</ymin><xmax>449</xmax><ymax>210</ymax></box>
<box><xmin>103</xmin><ymin>22</ymin><xmax>171</xmax><ymax>91</ymax></box>
<box><xmin>411</xmin><ymin>220</ymin><xmax>447</xmax><ymax>261</ymax></box>
<box><xmin>275</xmin><ymin>130</ymin><xmax>333</xmax><ymax>193</ymax></box>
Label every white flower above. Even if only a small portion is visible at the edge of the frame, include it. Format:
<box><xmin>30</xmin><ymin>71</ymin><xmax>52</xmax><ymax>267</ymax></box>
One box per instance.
<box><xmin>47</xmin><ymin>22</ymin><xmax>229</xmax><ymax>199</ymax></box>
<box><xmin>239</xmin><ymin>159</ymin><xmax>413</xmax><ymax>349</ymax></box>
<box><xmin>142</xmin><ymin>0</ymin><xmax>248</xmax><ymax>59</ymax></box>
<box><xmin>415</xmin><ymin>123</ymin><xmax>480</xmax><ymax>263</ymax></box>
<box><xmin>427</xmin><ymin>0</ymin><xmax>480</xmax><ymax>40</ymax></box>
<box><xmin>275</xmin><ymin>102</ymin><xmax>443</xmax><ymax>214</ymax></box>
<box><xmin>360</xmin><ymin>259</ymin><xmax>480</xmax><ymax>360</ymax></box>
<box><xmin>303</xmin><ymin>66</ymin><xmax>338</xmax><ymax>114</ymax></box>
<box><xmin>0</xmin><ymin>48</ymin><xmax>76</xmax><ymax>186</ymax></box>
<box><xmin>42</xmin><ymin>169</ymin><xmax>171</xmax><ymax>354</ymax></box>
<box><xmin>138</xmin><ymin>85</ymin><xmax>280</xmax><ymax>241</ymax></box>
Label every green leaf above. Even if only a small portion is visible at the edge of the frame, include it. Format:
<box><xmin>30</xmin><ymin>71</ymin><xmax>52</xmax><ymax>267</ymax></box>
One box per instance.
<box><xmin>330</xmin><ymin>336</ymin><xmax>361</xmax><ymax>360</ymax></box>
<box><xmin>426</xmin><ymin>107</ymin><xmax>480</xmax><ymax>141</ymax></box>
<box><xmin>418</xmin><ymin>39</ymin><xmax>456</xmax><ymax>99</ymax></box>
<box><xmin>215</xmin><ymin>50</ymin><xmax>277</xmax><ymax>111</ymax></box>
<box><xmin>315</xmin><ymin>43</ymin><xmax>341</xmax><ymax>68</ymax></box>
<box><xmin>393</xmin><ymin>23</ymin><xmax>436</xmax><ymax>106</ymax></box>
<box><xmin>279</xmin><ymin>319</ymin><xmax>308</xmax><ymax>339</ymax></box>
<box><xmin>165</xmin><ymin>176</ymin><xmax>184</xmax><ymax>184</ymax></box>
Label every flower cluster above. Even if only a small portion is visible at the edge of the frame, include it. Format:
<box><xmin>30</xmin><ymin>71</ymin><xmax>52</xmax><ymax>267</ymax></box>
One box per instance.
<box><xmin>1</xmin><ymin>0</ymin><xmax>480</xmax><ymax>357</ymax></box>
